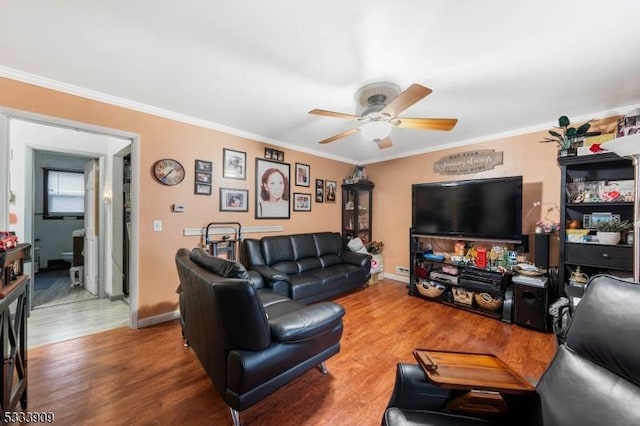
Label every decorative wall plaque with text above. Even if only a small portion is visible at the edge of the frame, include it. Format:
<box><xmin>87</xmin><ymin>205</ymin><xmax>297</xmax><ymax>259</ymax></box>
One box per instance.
<box><xmin>433</xmin><ymin>150</ymin><xmax>503</xmax><ymax>175</ymax></box>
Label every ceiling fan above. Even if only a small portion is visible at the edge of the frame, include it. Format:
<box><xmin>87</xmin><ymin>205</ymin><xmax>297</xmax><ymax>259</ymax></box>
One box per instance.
<box><xmin>309</xmin><ymin>82</ymin><xmax>458</xmax><ymax>149</ymax></box>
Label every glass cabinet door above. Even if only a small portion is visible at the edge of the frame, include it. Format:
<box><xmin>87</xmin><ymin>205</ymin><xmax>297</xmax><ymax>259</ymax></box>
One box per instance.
<box><xmin>341</xmin><ymin>182</ymin><xmax>374</xmax><ymax>246</ymax></box>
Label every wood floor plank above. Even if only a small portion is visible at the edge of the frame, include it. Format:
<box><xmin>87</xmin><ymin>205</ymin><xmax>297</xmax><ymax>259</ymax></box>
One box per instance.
<box><xmin>26</xmin><ymin>280</ymin><xmax>556</xmax><ymax>425</ymax></box>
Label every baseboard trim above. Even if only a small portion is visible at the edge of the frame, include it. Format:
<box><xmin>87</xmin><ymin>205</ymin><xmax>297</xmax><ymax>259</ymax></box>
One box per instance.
<box><xmin>384</xmin><ymin>272</ymin><xmax>410</xmax><ymax>284</ymax></box>
<box><xmin>137</xmin><ymin>309</ymin><xmax>180</xmax><ymax>329</ymax></box>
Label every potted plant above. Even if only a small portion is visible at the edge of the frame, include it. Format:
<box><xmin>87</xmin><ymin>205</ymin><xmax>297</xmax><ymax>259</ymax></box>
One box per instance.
<box><xmin>539</xmin><ymin>115</ymin><xmax>592</xmax><ymax>157</ymax></box>
<box><xmin>594</xmin><ymin>219</ymin><xmax>633</xmax><ymax>245</ymax></box>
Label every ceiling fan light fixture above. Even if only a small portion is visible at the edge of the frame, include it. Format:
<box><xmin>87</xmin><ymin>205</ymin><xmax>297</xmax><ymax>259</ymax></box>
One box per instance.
<box><xmin>361</xmin><ymin>121</ymin><xmax>392</xmax><ymax>142</ymax></box>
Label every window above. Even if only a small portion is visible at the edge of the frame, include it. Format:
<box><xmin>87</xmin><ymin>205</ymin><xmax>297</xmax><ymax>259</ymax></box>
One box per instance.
<box><xmin>44</xmin><ymin>169</ymin><xmax>84</xmax><ymax>218</ymax></box>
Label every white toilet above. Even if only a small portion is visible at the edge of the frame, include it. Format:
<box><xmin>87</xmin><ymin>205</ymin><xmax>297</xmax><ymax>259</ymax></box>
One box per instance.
<box><xmin>61</xmin><ymin>251</ymin><xmax>73</xmax><ymax>264</ymax></box>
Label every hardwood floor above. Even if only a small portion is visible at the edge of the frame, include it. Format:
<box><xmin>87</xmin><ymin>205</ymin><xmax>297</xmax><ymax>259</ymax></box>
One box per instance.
<box><xmin>26</xmin><ymin>279</ymin><xmax>556</xmax><ymax>425</ymax></box>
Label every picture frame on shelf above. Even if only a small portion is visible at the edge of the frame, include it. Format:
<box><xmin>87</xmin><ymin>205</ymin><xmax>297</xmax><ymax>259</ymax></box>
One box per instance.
<box><xmin>295</xmin><ymin>163</ymin><xmax>310</xmax><ymax>187</ymax></box>
<box><xmin>325</xmin><ymin>180</ymin><xmax>337</xmax><ymax>203</ymax></box>
<box><xmin>265</xmin><ymin>148</ymin><xmax>284</xmax><ymax>162</ymax></box>
<box><xmin>255</xmin><ymin>158</ymin><xmax>290</xmax><ymax>219</ymax></box>
<box><xmin>223</xmin><ymin>148</ymin><xmax>246</xmax><ymax>180</ymax></box>
<box><xmin>293</xmin><ymin>193</ymin><xmax>312</xmax><ymax>212</ymax></box>
<box><xmin>315</xmin><ymin>179</ymin><xmax>324</xmax><ymax>203</ymax></box>
<box><xmin>220</xmin><ymin>188</ymin><xmax>249</xmax><ymax>212</ymax></box>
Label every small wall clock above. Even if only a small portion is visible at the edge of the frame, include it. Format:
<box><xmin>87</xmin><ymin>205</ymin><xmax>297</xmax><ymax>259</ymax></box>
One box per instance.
<box><xmin>153</xmin><ymin>159</ymin><xmax>186</xmax><ymax>186</ymax></box>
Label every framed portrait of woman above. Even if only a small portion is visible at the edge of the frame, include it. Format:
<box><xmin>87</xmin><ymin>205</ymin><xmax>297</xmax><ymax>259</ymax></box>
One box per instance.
<box><xmin>255</xmin><ymin>158</ymin><xmax>290</xmax><ymax>219</ymax></box>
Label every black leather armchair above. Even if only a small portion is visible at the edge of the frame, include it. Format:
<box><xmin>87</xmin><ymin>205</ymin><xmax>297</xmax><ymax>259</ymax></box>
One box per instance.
<box><xmin>176</xmin><ymin>248</ymin><xmax>345</xmax><ymax>426</ymax></box>
<box><xmin>382</xmin><ymin>274</ymin><xmax>640</xmax><ymax>426</ymax></box>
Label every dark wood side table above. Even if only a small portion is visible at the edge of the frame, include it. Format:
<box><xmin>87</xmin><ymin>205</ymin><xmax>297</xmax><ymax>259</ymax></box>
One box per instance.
<box><xmin>0</xmin><ymin>246</ymin><xmax>30</xmax><ymax>415</ymax></box>
<box><xmin>414</xmin><ymin>349</ymin><xmax>535</xmax><ymax>415</ymax></box>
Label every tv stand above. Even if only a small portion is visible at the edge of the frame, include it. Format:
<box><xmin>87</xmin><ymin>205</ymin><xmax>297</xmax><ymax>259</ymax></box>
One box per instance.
<box><xmin>410</xmin><ymin>231</ymin><xmax>513</xmax><ymax>323</ymax></box>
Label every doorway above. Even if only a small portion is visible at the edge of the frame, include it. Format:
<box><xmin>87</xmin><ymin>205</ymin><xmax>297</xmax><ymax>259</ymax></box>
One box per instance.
<box><xmin>4</xmin><ymin>116</ymin><xmax>136</xmax><ymax>347</ymax></box>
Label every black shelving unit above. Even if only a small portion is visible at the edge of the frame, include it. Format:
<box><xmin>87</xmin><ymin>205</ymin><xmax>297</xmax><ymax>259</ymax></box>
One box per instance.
<box><xmin>409</xmin><ymin>231</ymin><xmax>513</xmax><ymax>323</ymax></box>
<box><xmin>558</xmin><ymin>153</ymin><xmax>635</xmax><ymax>287</ymax></box>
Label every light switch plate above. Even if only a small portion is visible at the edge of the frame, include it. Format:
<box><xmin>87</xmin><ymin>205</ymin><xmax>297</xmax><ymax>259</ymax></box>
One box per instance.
<box><xmin>153</xmin><ymin>220</ymin><xmax>162</xmax><ymax>232</ymax></box>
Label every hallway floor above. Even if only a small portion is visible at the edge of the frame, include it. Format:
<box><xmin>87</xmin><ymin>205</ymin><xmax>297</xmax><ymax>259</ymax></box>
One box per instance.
<box><xmin>29</xmin><ymin>269</ymin><xmax>130</xmax><ymax>349</ymax></box>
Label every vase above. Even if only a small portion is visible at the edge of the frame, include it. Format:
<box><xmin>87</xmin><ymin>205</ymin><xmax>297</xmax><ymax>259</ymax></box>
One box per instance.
<box><xmin>596</xmin><ymin>231</ymin><xmax>621</xmax><ymax>245</ymax></box>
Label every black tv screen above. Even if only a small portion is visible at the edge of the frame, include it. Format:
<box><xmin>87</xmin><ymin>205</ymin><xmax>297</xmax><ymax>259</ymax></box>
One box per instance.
<box><xmin>412</xmin><ymin>176</ymin><xmax>523</xmax><ymax>243</ymax></box>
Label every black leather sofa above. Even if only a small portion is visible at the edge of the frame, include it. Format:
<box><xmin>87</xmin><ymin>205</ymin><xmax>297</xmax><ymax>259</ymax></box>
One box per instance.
<box><xmin>175</xmin><ymin>248</ymin><xmax>345</xmax><ymax>426</ymax></box>
<box><xmin>244</xmin><ymin>231</ymin><xmax>371</xmax><ymax>304</ymax></box>
<box><xmin>382</xmin><ymin>274</ymin><xmax>640</xmax><ymax>426</ymax></box>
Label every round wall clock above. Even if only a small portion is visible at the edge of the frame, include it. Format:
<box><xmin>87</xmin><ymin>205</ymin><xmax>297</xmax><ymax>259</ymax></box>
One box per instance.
<box><xmin>153</xmin><ymin>159</ymin><xmax>186</xmax><ymax>186</ymax></box>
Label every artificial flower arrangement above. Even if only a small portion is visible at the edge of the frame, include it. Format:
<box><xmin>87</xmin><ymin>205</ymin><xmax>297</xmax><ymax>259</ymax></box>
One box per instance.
<box><xmin>539</xmin><ymin>115</ymin><xmax>592</xmax><ymax>149</ymax></box>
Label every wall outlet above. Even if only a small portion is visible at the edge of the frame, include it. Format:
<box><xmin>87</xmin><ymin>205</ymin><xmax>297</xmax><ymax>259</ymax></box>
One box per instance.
<box><xmin>395</xmin><ymin>266</ymin><xmax>410</xmax><ymax>275</ymax></box>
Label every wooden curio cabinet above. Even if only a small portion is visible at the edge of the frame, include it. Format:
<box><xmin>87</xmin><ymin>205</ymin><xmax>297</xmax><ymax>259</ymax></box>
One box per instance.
<box><xmin>341</xmin><ymin>182</ymin><xmax>374</xmax><ymax>246</ymax></box>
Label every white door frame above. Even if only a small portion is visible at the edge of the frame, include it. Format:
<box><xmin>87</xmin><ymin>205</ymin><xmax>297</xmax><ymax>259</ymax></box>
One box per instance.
<box><xmin>0</xmin><ymin>108</ymin><xmax>141</xmax><ymax>329</ymax></box>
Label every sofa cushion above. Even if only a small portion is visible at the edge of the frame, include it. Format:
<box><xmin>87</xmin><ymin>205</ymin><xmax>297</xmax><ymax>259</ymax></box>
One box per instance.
<box><xmin>298</xmin><ymin>257</ymin><xmax>323</xmax><ymax>272</ymax></box>
<box><xmin>291</xmin><ymin>234</ymin><xmax>319</xmax><ymax>259</ymax></box>
<box><xmin>269</xmin><ymin>302</ymin><xmax>345</xmax><ymax>343</ymax></box>
<box><xmin>261</xmin><ymin>235</ymin><xmax>295</xmax><ymax>265</ymax></box>
<box><xmin>319</xmin><ymin>253</ymin><xmax>342</xmax><ymax>268</ymax></box>
<box><xmin>313</xmin><ymin>232</ymin><xmax>343</xmax><ymax>256</ymax></box>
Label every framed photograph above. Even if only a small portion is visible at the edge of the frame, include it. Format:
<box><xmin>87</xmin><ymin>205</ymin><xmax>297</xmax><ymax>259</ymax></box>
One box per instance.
<box><xmin>223</xmin><ymin>149</ymin><xmax>246</xmax><ymax>180</ymax></box>
<box><xmin>315</xmin><ymin>179</ymin><xmax>324</xmax><ymax>203</ymax></box>
<box><xmin>325</xmin><ymin>180</ymin><xmax>337</xmax><ymax>203</ymax></box>
<box><xmin>196</xmin><ymin>172</ymin><xmax>212</xmax><ymax>184</ymax></box>
<box><xmin>195</xmin><ymin>159</ymin><xmax>212</xmax><ymax>173</ymax></box>
<box><xmin>293</xmin><ymin>193</ymin><xmax>312</xmax><ymax>212</ymax></box>
<box><xmin>255</xmin><ymin>158</ymin><xmax>290</xmax><ymax>219</ymax></box>
<box><xmin>295</xmin><ymin>163</ymin><xmax>310</xmax><ymax>187</ymax></box>
<box><xmin>195</xmin><ymin>183</ymin><xmax>212</xmax><ymax>195</ymax></box>
<box><xmin>220</xmin><ymin>188</ymin><xmax>249</xmax><ymax>212</ymax></box>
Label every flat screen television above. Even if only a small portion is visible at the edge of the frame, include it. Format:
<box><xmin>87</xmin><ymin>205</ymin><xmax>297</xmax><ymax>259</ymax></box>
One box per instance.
<box><xmin>412</xmin><ymin>176</ymin><xmax>523</xmax><ymax>243</ymax></box>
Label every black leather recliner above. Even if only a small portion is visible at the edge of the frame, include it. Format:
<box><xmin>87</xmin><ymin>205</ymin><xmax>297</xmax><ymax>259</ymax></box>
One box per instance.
<box><xmin>175</xmin><ymin>248</ymin><xmax>345</xmax><ymax>426</ymax></box>
<box><xmin>382</xmin><ymin>274</ymin><xmax>640</xmax><ymax>426</ymax></box>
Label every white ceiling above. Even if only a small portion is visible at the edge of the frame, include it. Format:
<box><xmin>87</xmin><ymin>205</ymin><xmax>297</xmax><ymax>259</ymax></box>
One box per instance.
<box><xmin>1</xmin><ymin>0</ymin><xmax>639</xmax><ymax>164</ymax></box>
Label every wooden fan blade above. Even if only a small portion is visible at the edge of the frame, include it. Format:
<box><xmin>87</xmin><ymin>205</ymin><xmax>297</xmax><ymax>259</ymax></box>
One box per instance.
<box><xmin>376</xmin><ymin>137</ymin><xmax>393</xmax><ymax>149</ymax></box>
<box><xmin>395</xmin><ymin>117</ymin><xmax>458</xmax><ymax>131</ymax></box>
<box><xmin>381</xmin><ymin>84</ymin><xmax>432</xmax><ymax>117</ymax></box>
<box><xmin>309</xmin><ymin>109</ymin><xmax>360</xmax><ymax>120</ymax></box>
<box><xmin>319</xmin><ymin>128</ymin><xmax>359</xmax><ymax>144</ymax></box>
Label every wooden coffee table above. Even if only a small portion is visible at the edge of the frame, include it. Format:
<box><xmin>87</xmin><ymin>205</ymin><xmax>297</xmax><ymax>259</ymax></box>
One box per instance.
<box><xmin>414</xmin><ymin>349</ymin><xmax>535</xmax><ymax>415</ymax></box>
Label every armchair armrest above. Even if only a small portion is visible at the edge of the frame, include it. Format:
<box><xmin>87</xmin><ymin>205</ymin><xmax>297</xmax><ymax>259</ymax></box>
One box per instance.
<box><xmin>250</xmin><ymin>265</ymin><xmax>291</xmax><ymax>285</ymax></box>
<box><xmin>386</xmin><ymin>363</ymin><xmax>452</xmax><ymax>412</ymax></box>
<box><xmin>341</xmin><ymin>251</ymin><xmax>371</xmax><ymax>269</ymax></box>
<box><xmin>269</xmin><ymin>302</ymin><xmax>345</xmax><ymax>343</ymax></box>
<box><xmin>249</xmin><ymin>265</ymin><xmax>292</xmax><ymax>296</ymax></box>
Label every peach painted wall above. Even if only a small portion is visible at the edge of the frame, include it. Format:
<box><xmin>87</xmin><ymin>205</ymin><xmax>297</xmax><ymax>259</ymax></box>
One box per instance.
<box><xmin>366</xmin><ymin>132</ymin><xmax>564</xmax><ymax>276</ymax></box>
<box><xmin>0</xmin><ymin>77</ymin><xmax>353</xmax><ymax>321</ymax></box>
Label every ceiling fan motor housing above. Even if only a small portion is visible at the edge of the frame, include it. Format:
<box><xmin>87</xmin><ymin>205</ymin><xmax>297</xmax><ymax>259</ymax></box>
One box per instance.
<box><xmin>354</xmin><ymin>82</ymin><xmax>401</xmax><ymax>116</ymax></box>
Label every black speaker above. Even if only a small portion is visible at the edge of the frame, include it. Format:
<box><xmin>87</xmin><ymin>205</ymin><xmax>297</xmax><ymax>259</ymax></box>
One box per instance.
<box><xmin>528</xmin><ymin>233</ymin><xmax>550</xmax><ymax>269</ymax></box>
<box><xmin>513</xmin><ymin>278</ymin><xmax>549</xmax><ymax>332</ymax></box>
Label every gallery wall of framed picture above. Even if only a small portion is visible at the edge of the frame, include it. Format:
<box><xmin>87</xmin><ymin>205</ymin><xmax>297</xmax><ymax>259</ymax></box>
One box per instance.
<box><xmin>184</xmin><ymin>146</ymin><xmax>343</xmax><ymax>218</ymax></box>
